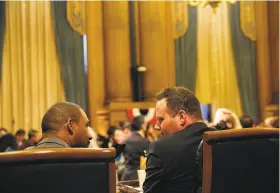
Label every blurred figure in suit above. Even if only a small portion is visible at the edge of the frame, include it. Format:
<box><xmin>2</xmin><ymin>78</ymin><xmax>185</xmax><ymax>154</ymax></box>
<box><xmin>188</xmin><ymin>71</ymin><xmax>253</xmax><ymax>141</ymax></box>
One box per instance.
<box><xmin>24</xmin><ymin>129</ymin><xmax>41</xmax><ymax>148</ymax></box>
<box><xmin>0</xmin><ymin>128</ymin><xmax>7</xmax><ymax>137</ymax></box>
<box><xmin>15</xmin><ymin>129</ymin><xmax>26</xmax><ymax>150</ymax></box>
<box><xmin>121</xmin><ymin>115</ymin><xmax>150</xmax><ymax>181</ymax></box>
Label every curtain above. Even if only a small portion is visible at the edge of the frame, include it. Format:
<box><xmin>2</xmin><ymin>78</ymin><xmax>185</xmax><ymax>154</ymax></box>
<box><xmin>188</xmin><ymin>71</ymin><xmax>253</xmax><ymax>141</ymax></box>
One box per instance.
<box><xmin>229</xmin><ymin>2</ymin><xmax>259</xmax><ymax>120</ymax></box>
<box><xmin>195</xmin><ymin>2</ymin><xmax>243</xmax><ymax>118</ymax></box>
<box><xmin>0</xmin><ymin>2</ymin><xmax>65</xmax><ymax>134</ymax></box>
<box><xmin>0</xmin><ymin>1</ymin><xmax>5</xmax><ymax>83</ymax></box>
<box><xmin>175</xmin><ymin>5</ymin><xmax>198</xmax><ymax>93</ymax></box>
<box><xmin>51</xmin><ymin>2</ymin><xmax>87</xmax><ymax>113</ymax></box>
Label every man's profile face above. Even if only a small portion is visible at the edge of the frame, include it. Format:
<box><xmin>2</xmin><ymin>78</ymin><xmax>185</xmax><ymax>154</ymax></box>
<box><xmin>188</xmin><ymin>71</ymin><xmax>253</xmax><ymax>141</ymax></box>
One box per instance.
<box><xmin>155</xmin><ymin>99</ymin><xmax>179</xmax><ymax>136</ymax></box>
<box><xmin>72</xmin><ymin>109</ymin><xmax>90</xmax><ymax>147</ymax></box>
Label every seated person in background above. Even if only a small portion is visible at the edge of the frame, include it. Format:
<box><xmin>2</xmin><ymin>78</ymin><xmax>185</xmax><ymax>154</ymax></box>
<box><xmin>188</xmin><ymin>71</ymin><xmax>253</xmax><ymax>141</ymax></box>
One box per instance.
<box><xmin>264</xmin><ymin>116</ymin><xmax>279</xmax><ymax>128</ymax></box>
<box><xmin>143</xmin><ymin>87</ymin><xmax>215</xmax><ymax>193</ymax></box>
<box><xmin>15</xmin><ymin>129</ymin><xmax>26</xmax><ymax>150</ymax></box>
<box><xmin>88</xmin><ymin>127</ymin><xmax>99</xmax><ymax>148</ymax></box>
<box><xmin>121</xmin><ymin>116</ymin><xmax>150</xmax><ymax>181</ymax></box>
<box><xmin>145</xmin><ymin>123</ymin><xmax>160</xmax><ymax>142</ymax></box>
<box><xmin>26</xmin><ymin>102</ymin><xmax>90</xmax><ymax>149</ymax></box>
<box><xmin>97</xmin><ymin>126</ymin><xmax>116</xmax><ymax>148</ymax></box>
<box><xmin>0</xmin><ymin>133</ymin><xmax>17</xmax><ymax>152</ymax></box>
<box><xmin>213</xmin><ymin>108</ymin><xmax>242</xmax><ymax>129</ymax></box>
<box><xmin>24</xmin><ymin>129</ymin><xmax>41</xmax><ymax>148</ymax></box>
<box><xmin>0</xmin><ymin>128</ymin><xmax>7</xmax><ymax>137</ymax></box>
<box><xmin>123</xmin><ymin>123</ymin><xmax>132</xmax><ymax>140</ymax></box>
<box><xmin>240</xmin><ymin>114</ymin><xmax>256</xmax><ymax>128</ymax></box>
<box><xmin>112</xmin><ymin>128</ymin><xmax>126</xmax><ymax>181</ymax></box>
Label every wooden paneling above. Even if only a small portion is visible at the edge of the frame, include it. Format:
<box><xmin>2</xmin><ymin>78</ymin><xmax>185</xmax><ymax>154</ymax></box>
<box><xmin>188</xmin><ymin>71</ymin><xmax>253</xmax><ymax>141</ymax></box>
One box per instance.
<box><xmin>255</xmin><ymin>1</ymin><xmax>272</xmax><ymax>120</ymax></box>
<box><xmin>109</xmin><ymin>101</ymin><xmax>156</xmax><ymax>126</ymax></box>
<box><xmin>86</xmin><ymin>1</ymin><xmax>106</xmax><ymax>131</ymax></box>
<box><xmin>103</xmin><ymin>1</ymin><xmax>132</xmax><ymax>102</ymax></box>
<box><xmin>267</xmin><ymin>1</ymin><xmax>279</xmax><ymax>96</ymax></box>
<box><xmin>138</xmin><ymin>1</ymin><xmax>175</xmax><ymax>100</ymax></box>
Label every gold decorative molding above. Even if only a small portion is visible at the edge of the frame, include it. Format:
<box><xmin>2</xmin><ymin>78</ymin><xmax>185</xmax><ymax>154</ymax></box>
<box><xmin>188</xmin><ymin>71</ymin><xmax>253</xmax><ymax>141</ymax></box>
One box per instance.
<box><xmin>240</xmin><ymin>2</ymin><xmax>256</xmax><ymax>41</ymax></box>
<box><xmin>172</xmin><ymin>1</ymin><xmax>188</xmax><ymax>39</ymax></box>
<box><xmin>67</xmin><ymin>1</ymin><xmax>86</xmax><ymax>35</ymax></box>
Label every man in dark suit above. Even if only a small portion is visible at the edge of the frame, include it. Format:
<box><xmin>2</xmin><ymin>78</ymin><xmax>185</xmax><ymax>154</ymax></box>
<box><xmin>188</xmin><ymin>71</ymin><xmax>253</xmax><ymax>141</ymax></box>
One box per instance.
<box><xmin>143</xmin><ymin>87</ymin><xmax>214</xmax><ymax>193</ymax></box>
<box><xmin>121</xmin><ymin>116</ymin><xmax>150</xmax><ymax>181</ymax></box>
<box><xmin>26</xmin><ymin>102</ymin><xmax>90</xmax><ymax>149</ymax></box>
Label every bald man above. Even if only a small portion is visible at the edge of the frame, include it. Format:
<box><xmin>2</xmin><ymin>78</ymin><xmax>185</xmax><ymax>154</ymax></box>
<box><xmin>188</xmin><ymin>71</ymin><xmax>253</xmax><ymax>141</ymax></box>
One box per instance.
<box><xmin>26</xmin><ymin>102</ymin><xmax>90</xmax><ymax>149</ymax></box>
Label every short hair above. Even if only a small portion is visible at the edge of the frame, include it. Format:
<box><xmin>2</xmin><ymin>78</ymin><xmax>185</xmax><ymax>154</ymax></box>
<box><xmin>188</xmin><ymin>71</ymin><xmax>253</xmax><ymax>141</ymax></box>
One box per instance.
<box><xmin>131</xmin><ymin>116</ymin><xmax>145</xmax><ymax>131</ymax></box>
<box><xmin>240</xmin><ymin>114</ymin><xmax>255</xmax><ymax>128</ymax></box>
<box><xmin>15</xmin><ymin>129</ymin><xmax>26</xmax><ymax>136</ymax></box>
<box><xmin>41</xmin><ymin>102</ymin><xmax>82</xmax><ymax>134</ymax></box>
<box><xmin>156</xmin><ymin>87</ymin><xmax>202</xmax><ymax>119</ymax></box>
<box><xmin>0</xmin><ymin>128</ymin><xmax>7</xmax><ymax>133</ymax></box>
<box><xmin>28</xmin><ymin>129</ymin><xmax>39</xmax><ymax>139</ymax></box>
<box><xmin>107</xmin><ymin>126</ymin><xmax>117</xmax><ymax>138</ymax></box>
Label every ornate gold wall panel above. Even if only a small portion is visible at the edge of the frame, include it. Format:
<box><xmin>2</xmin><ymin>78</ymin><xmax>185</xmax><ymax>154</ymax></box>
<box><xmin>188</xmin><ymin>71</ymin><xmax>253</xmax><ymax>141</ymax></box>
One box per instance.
<box><xmin>86</xmin><ymin>1</ymin><xmax>176</xmax><ymax>133</ymax></box>
<box><xmin>255</xmin><ymin>1</ymin><xmax>272</xmax><ymax>119</ymax></box>
<box><xmin>267</xmin><ymin>1</ymin><xmax>279</xmax><ymax>95</ymax></box>
<box><xmin>138</xmin><ymin>1</ymin><xmax>175</xmax><ymax>100</ymax></box>
<box><xmin>86</xmin><ymin>1</ymin><xmax>106</xmax><ymax>132</ymax></box>
<box><xmin>103</xmin><ymin>1</ymin><xmax>132</xmax><ymax>102</ymax></box>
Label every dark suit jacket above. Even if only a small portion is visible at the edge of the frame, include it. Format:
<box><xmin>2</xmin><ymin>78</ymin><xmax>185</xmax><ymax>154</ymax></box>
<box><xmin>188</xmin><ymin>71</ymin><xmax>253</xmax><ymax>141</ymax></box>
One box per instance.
<box><xmin>143</xmin><ymin>122</ymin><xmax>213</xmax><ymax>193</ymax></box>
<box><xmin>25</xmin><ymin>137</ymin><xmax>70</xmax><ymax>149</ymax></box>
<box><xmin>121</xmin><ymin>132</ymin><xmax>150</xmax><ymax>181</ymax></box>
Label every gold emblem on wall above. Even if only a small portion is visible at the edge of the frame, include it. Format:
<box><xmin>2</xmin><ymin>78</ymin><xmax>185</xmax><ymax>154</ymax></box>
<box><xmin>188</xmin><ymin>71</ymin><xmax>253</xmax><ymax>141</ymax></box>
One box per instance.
<box><xmin>67</xmin><ymin>1</ymin><xmax>86</xmax><ymax>35</ymax></box>
<box><xmin>240</xmin><ymin>2</ymin><xmax>256</xmax><ymax>41</ymax></box>
<box><xmin>172</xmin><ymin>1</ymin><xmax>189</xmax><ymax>39</ymax></box>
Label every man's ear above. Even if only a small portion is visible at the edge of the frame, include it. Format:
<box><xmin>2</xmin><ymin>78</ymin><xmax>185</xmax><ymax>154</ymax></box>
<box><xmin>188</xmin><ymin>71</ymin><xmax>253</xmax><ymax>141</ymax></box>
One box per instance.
<box><xmin>178</xmin><ymin>110</ymin><xmax>187</xmax><ymax>127</ymax></box>
<box><xmin>67</xmin><ymin>118</ymin><xmax>74</xmax><ymax>135</ymax></box>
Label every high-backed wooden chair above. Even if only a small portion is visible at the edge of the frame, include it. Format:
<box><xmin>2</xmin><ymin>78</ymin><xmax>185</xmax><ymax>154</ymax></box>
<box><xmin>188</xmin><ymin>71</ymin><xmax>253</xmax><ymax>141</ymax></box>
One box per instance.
<box><xmin>202</xmin><ymin>128</ymin><xmax>279</xmax><ymax>193</ymax></box>
<box><xmin>0</xmin><ymin>148</ymin><xmax>116</xmax><ymax>193</ymax></box>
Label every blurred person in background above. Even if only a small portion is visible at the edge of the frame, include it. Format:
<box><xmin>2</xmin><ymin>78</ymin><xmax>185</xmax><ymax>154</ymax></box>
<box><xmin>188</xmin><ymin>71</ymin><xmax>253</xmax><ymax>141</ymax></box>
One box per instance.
<box><xmin>0</xmin><ymin>128</ymin><xmax>7</xmax><ymax>137</ymax></box>
<box><xmin>0</xmin><ymin>133</ymin><xmax>17</xmax><ymax>152</ymax></box>
<box><xmin>240</xmin><ymin>114</ymin><xmax>256</xmax><ymax>128</ymax></box>
<box><xmin>121</xmin><ymin>115</ymin><xmax>150</xmax><ymax>181</ymax></box>
<box><xmin>119</xmin><ymin>121</ymin><xmax>132</xmax><ymax>140</ymax></box>
<box><xmin>15</xmin><ymin>129</ymin><xmax>26</xmax><ymax>150</ymax></box>
<box><xmin>97</xmin><ymin>126</ymin><xmax>116</xmax><ymax>148</ymax></box>
<box><xmin>88</xmin><ymin>127</ymin><xmax>99</xmax><ymax>148</ymax></box>
<box><xmin>213</xmin><ymin>108</ymin><xmax>242</xmax><ymax>129</ymax></box>
<box><xmin>24</xmin><ymin>129</ymin><xmax>41</xmax><ymax>148</ymax></box>
<box><xmin>263</xmin><ymin>116</ymin><xmax>279</xmax><ymax>128</ymax></box>
<box><xmin>145</xmin><ymin>123</ymin><xmax>160</xmax><ymax>141</ymax></box>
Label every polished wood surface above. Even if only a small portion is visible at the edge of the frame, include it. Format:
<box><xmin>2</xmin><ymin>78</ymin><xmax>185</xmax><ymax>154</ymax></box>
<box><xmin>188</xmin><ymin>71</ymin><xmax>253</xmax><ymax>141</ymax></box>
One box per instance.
<box><xmin>139</xmin><ymin>2</ymin><xmax>175</xmax><ymax>100</ymax></box>
<box><xmin>204</xmin><ymin>128</ymin><xmax>279</xmax><ymax>144</ymax></box>
<box><xmin>267</xmin><ymin>1</ymin><xmax>279</xmax><ymax>94</ymax></box>
<box><xmin>109</xmin><ymin>162</ymin><xmax>117</xmax><ymax>193</ymax></box>
<box><xmin>86</xmin><ymin>1</ymin><xmax>106</xmax><ymax>131</ymax></box>
<box><xmin>202</xmin><ymin>141</ymin><xmax>212</xmax><ymax>193</ymax></box>
<box><xmin>103</xmin><ymin>1</ymin><xmax>132</xmax><ymax>102</ymax></box>
<box><xmin>0</xmin><ymin>148</ymin><xmax>116</xmax><ymax>163</ymax></box>
<box><xmin>255</xmin><ymin>1</ymin><xmax>272</xmax><ymax>120</ymax></box>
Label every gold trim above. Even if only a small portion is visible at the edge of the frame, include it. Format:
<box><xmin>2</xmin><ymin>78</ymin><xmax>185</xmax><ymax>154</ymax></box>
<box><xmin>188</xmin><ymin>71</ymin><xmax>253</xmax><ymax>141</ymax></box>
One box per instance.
<box><xmin>172</xmin><ymin>2</ymin><xmax>189</xmax><ymax>39</ymax></box>
<box><xmin>67</xmin><ymin>1</ymin><xmax>86</xmax><ymax>35</ymax></box>
<box><xmin>240</xmin><ymin>2</ymin><xmax>256</xmax><ymax>41</ymax></box>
